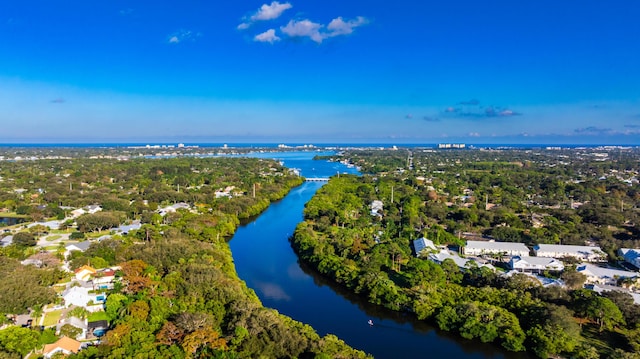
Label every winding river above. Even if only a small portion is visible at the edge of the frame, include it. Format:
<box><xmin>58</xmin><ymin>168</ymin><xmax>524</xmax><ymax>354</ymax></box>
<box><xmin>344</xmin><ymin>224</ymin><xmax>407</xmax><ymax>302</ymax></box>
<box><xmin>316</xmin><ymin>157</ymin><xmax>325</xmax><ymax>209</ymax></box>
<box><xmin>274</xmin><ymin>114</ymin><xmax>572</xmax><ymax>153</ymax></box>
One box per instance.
<box><xmin>229</xmin><ymin>152</ymin><xmax>526</xmax><ymax>359</ymax></box>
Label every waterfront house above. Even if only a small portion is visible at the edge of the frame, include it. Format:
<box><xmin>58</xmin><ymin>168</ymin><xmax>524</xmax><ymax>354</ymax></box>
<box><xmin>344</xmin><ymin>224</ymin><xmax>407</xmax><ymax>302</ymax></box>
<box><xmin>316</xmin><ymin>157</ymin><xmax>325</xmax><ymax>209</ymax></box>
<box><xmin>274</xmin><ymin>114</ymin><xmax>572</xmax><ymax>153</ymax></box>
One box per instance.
<box><xmin>463</xmin><ymin>240</ymin><xmax>530</xmax><ymax>257</ymax></box>
<box><xmin>534</xmin><ymin>244</ymin><xmax>605</xmax><ymax>262</ymax></box>
<box><xmin>509</xmin><ymin>256</ymin><xmax>565</xmax><ymax>273</ymax></box>
<box><xmin>428</xmin><ymin>249</ymin><xmax>495</xmax><ymax>271</ymax></box>
<box><xmin>576</xmin><ymin>263</ymin><xmax>639</xmax><ymax>286</ymax></box>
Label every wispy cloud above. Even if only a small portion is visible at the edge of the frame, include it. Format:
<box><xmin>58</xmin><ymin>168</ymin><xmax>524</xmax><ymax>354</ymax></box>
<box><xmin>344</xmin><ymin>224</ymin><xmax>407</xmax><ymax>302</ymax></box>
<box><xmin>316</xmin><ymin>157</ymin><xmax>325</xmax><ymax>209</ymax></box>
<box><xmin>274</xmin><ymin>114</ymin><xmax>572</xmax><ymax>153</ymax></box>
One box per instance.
<box><xmin>326</xmin><ymin>16</ymin><xmax>368</xmax><ymax>37</ymax></box>
<box><xmin>442</xmin><ymin>99</ymin><xmax>522</xmax><ymax>119</ymax></box>
<box><xmin>422</xmin><ymin>116</ymin><xmax>440</xmax><ymax>122</ymax></box>
<box><xmin>574</xmin><ymin>126</ymin><xmax>612</xmax><ymax>135</ymax></box>
<box><xmin>254</xmin><ymin>29</ymin><xmax>280</xmax><ymax>43</ymax></box>
<box><xmin>280</xmin><ymin>16</ymin><xmax>369</xmax><ymax>44</ymax></box>
<box><xmin>458</xmin><ymin>99</ymin><xmax>480</xmax><ymax>106</ymax></box>
<box><xmin>238</xmin><ymin>1</ymin><xmax>292</xmax><ymax>30</ymax></box>
<box><xmin>281</xmin><ymin>19</ymin><xmax>324</xmax><ymax>43</ymax></box>
<box><xmin>50</xmin><ymin>98</ymin><xmax>65</xmax><ymax>104</ymax></box>
<box><xmin>167</xmin><ymin>29</ymin><xmax>201</xmax><ymax>44</ymax></box>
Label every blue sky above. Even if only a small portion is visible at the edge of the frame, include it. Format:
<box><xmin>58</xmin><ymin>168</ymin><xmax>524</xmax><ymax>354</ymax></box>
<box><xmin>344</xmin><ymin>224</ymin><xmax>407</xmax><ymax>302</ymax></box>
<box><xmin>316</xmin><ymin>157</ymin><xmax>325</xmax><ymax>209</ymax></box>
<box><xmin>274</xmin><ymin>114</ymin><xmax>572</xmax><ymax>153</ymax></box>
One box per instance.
<box><xmin>1</xmin><ymin>1</ymin><xmax>639</xmax><ymax>144</ymax></box>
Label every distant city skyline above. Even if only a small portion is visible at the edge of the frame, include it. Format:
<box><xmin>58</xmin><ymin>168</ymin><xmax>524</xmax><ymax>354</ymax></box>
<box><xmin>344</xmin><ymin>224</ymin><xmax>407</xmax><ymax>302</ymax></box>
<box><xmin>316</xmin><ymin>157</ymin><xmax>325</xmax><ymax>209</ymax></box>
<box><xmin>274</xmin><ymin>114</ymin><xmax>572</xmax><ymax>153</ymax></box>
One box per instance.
<box><xmin>1</xmin><ymin>1</ymin><xmax>639</xmax><ymax>144</ymax></box>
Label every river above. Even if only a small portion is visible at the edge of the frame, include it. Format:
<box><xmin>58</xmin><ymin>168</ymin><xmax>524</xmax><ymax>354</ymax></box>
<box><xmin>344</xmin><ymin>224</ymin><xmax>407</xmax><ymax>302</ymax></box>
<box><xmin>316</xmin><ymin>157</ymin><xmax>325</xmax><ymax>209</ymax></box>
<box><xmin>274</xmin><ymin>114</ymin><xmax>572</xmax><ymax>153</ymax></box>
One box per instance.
<box><xmin>228</xmin><ymin>152</ymin><xmax>526</xmax><ymax>359</ymax></box>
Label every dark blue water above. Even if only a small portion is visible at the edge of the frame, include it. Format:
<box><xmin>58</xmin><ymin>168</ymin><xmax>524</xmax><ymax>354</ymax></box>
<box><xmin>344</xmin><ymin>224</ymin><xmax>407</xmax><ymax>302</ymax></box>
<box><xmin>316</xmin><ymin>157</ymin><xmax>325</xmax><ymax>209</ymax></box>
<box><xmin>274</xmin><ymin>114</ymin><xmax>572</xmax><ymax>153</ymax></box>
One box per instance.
<box><xmin>0</xmin><ymin>217</ymin><xmax>23</xmax><ymax>226</ymax></box>
<box><xmin>229</xmin><ymin>152</ymin><xmax>525</xmax><ymax>359</ymax></box>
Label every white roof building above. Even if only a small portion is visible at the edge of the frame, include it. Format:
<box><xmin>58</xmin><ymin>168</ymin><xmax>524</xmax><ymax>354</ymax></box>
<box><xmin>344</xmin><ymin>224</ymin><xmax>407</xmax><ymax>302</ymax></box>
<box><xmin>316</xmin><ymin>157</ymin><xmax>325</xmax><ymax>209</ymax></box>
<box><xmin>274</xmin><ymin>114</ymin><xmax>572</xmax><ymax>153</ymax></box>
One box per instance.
<box><xmin>413</xmin><ymin>237</ymin><xmax>436</xmax><ymax>256</ymax></box>
<box><xmin>370</xmin><ymin>200</ymin><xmax>384</xmax><ymax>216</ymax></box>
<box><xmin>509</xmin><ymin>256</ymin><xmax>565</xmax><ymax>272</ymax></box>
<box><xmin>619</xmin><ymin>248</ymin><xmax>640</xmax><ymax>268</ymax></box>
<box><xmin>534</xmin><ymin>244</ymin><xmax>605</xmax><ymax>262</ymax></box>
<box><xmin>428</xmin><ymin>250</ymin><xmax>495</xmax><ymax>271</ymax></box>
<box><xmin>576</xmin><ymin>263</ymin><xmax>639</xmax><ymax>286</ymax></box>
<box><xmin>463</xmin><ymin>240</ymin><xmax>530</xmax><ymax>257</ymax></box>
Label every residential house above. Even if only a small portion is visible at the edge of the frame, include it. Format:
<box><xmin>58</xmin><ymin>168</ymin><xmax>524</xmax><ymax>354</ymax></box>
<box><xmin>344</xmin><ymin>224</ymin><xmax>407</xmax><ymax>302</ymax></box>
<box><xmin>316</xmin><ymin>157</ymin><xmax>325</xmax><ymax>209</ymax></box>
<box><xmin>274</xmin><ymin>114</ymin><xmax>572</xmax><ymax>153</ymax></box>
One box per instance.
<box><xmin>75</xmin><ymin>265</ymin><xmax>97</xmax><ymax>281</ymax></box>
<box><xmin>92</xmin><ymin>268</ymin><xmax>116</xmax><ymax>290</ymax></box>
<box><xmin>70</xmin><ymin>208</ymin><xmax>86</xmax><ymax>218</ymax></box>
<box><xmin>65</xmin><ymin>241</ymin><xmax>92</xmax><ymax>258</ymax></box>
<box><xmin>56</xmin><ymin>316</ymin><xmax>88</xmax><ymax>340</ymax></box>
<box><xmin>509</xmin><ymin>256</ymin><xmax>565</xmax><ymax>273</ymax></box>
<box><xmin>158</xmin><ymin>202</ymin><xmax>190</xmax><ymax>216</ymax></box>
<box><xmin>534</xmin><ymin>244</ymin><xmax>606</xmax><ymax>262</ymax></box>
<box><xmin>86</xmin><ymin>205</ymin><xmax>102</xmax><ymax>214</ymax></box>
<box><xmin>428</xmin><ymin>249</ymin><xmax>495</xmax><ymax>271</ymax></box>
<box><xmin>61</xmin><ymin>286</ymin><xmax>106</xmax><ymax>309</ymax></box>
<box><xmin>43</xmin><ymin>336</ymin><xmax>81</xmax><ymax>358</ymax></box>
<box><xmin>576</xmin><ymin>263</ymin><xmax>639</xmax><ymax>286</ymax></box>
<box><xmin>619</xmin><ymin>248</ymin><xmax>640</xmax><ymax>269</ymax></box>
<box><xmin>115</xmin><ymin>222</ymin><xmax>141</xmax><ymax>235</ymax></box>
<box><xmin>370</xmin><ymin>200</ymin><xmax>383</xmax><ymax>217</ymax></box>
<box><xmin>413</xmin><ymin>237</ymin><xmax>436</xmax><ymax>256</ymax></box>
<box><xmin>586</xmin><ymin>283</ymin><xmax>640</xmax><ymax>305</ymax></box>
<box><xmin>463</xmin><ymin>240</ymin><xmax>530</xmax><ymax>257</ymax></box>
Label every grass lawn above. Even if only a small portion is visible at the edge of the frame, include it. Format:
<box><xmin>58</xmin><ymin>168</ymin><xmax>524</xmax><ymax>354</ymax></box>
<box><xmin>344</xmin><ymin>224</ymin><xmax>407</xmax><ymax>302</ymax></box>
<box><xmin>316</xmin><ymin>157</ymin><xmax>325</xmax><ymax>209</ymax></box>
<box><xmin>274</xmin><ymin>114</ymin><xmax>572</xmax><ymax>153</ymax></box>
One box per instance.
<box><xmin>43</xmin><ymin>245</ymin><xmax>60</xmax><ymax>251</ymax></box>
<box><xmin>42</xmin><ymin>310</ymin><xmax>64</xmax><ymax>327</ymax></box>
<box><xmin>87</xmin><ymin>311</ymin><xmax>109</xmax><ymax>322</ymax></box>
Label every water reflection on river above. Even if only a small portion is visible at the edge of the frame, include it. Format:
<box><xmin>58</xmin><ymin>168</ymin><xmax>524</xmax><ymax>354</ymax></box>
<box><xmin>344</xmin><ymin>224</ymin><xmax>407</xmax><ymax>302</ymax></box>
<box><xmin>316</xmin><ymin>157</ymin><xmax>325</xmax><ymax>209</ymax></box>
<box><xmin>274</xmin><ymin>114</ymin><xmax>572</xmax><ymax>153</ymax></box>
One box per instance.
<box><xmin>228</xmin><ymin>152</ymin><xmax>529</xmax><ymax>359</ymax></box>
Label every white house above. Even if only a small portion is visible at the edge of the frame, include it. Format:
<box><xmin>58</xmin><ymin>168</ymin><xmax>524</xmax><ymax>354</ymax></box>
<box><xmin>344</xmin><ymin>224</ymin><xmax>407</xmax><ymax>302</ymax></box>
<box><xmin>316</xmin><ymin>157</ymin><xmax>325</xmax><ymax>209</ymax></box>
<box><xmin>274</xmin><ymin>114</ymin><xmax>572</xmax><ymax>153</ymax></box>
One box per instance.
<box><xmin>65</xmin><ymin>241</ymin><xmax>92</xmax><ymax>258</ymax></box>
<box><xmin>158</xmin><ymin>202</ymin><xmax>191</xmax><ymax>216</ymax></box>
<box><xmin>428</xmin><ymin>250</ymin><xmax>495</xmax><ymax>271</ymax></box>
<box><xmin>70</xmin><ymin>208</ymin><xmax>86</xmax><ymax>218</ymax></box>
<box><xmin>56</xmin><ymin>316</ymin><xmax>88</xmax><ymax>340</ymax></box>
<box><xmin>86</xmin><ymin>205</ymin><xmax>102</xmax><ymax>214</ymax></box>
<box><xmin>62</xmin><ymin>286</ymin><xmax>92</xmax><ymax>307</ymax></box>
<box><xmin>413</xmin><ymin>237</ymin><xmax>436</xmax><ymax>256</ymax></box>
<box><xmin>509</xmin><ymin>256</ymin><xmax>565</xmax><ymax>273</ymax></box>
<box><xmin>43</xmin><ymin>337</ymin><xmax>81</xmax><ymax>358</ymax></box>
<box><xmin>619</xmin><ymin>248</ymin><xmax>640</xmax><ymax>269</ymax></box>
<box><xmin>62</xmin><ymin>286</ymin><xmax>107</xmax><ymax>309</ymax></box>
<box><xmin>534</xmin><ymin>244</ymin><xmax>605</xmax><ymax>262</ymax></box>
<box><xmin>576</xmin><ymin>263</ymin><xmax>639</xmax><ymax>286</ymax></box>
<box><xmin>370</xmin><ymin>200</ymin><xmax>383</xmax><ymax>216</ymax></box>
<box><xmin>463</xmin><ymin>240</ymin><xmax>530</xmax><ymax>257</ymax></box>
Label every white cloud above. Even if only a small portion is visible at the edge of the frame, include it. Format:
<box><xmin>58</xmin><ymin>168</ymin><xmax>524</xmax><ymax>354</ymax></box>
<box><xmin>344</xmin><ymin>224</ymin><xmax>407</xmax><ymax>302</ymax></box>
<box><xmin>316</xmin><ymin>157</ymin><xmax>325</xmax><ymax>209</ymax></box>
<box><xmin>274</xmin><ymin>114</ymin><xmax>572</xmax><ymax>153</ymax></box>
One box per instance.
<box><xmin>252</xmin><ymin>1</ymin><xmax>292</xmax><ymax>21</ymax></box>
<box><xmin>167</xmin><ymin>29</ymin><xmax>200</xmax><ymax>44</ymax></box>
<box><xmin>279</xmin><ymin>16</ymin><xmax>369</xmax><ymax>44</ymax></box>
<box><xmin>280</xmin><ymin>19</ymin><xmax>324</xmax><ymax>43</ymax></box>
<box><xmin>238</xmin><ymin>1</ymin><xmax>292</xmax><ymax>30</ymax></box>
<box><xmin>326</xmin><ymin>16</ymin><xmax>368</xmax><ymax>37</ymax></box>
<box><xmin>254</xmin><ymin>29</ymin><xmax>281</xmax><ymax>44</ymax></box>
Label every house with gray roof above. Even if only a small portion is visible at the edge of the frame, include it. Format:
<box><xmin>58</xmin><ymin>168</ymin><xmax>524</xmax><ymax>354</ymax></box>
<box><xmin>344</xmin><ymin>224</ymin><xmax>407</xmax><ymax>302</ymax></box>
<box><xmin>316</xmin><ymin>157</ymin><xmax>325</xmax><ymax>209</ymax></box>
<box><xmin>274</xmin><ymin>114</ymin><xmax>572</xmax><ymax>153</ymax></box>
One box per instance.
<box><xmin>534</xmin><ymin>244</ymin><xmax>606</xmax><ymax>262</ymax></box>
<box><xmin>413</xmin><ymin>237</ymin><xmax>436</xmax><ymax>256</ymax></box>
<box><xmin>577</xmin><ymin>263</ymin><xmax>638</xmax><ymax>286</ymax></box>
<box><xmin>619</xmin><ymin>248</ymin><xmax>640</xmax><ymax>269</ymax></box>
<box><xmin>509</xmin><ymin>256</ymin><xmax>565</xmax><ymax>273</ymax></box>
<box><xmin>463</xmin><ymin>240</ymin><xmax>530</xmax><ymax>257</ymax></box>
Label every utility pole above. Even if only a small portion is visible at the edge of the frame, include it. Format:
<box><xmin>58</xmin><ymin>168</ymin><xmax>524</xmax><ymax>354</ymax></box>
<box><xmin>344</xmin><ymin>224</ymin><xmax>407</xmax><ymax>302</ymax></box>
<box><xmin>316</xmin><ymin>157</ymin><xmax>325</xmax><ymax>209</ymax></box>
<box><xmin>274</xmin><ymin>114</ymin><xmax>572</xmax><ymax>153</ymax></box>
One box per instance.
<box><xmin>253</xmin><ymin>183</ymin><xmax>256</xmax><ymax>198</ymax></box>
<box><xmin>391</xmin><ymin>186</ymin><xmax>394</xmax><ymax>204</ymax></box>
